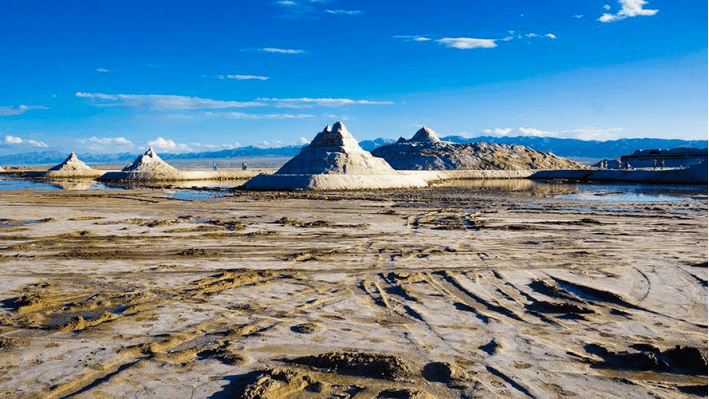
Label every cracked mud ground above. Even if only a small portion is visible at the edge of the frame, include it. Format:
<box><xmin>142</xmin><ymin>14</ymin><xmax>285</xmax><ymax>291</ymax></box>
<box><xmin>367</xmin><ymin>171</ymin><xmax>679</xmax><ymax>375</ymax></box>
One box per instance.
<box><xmin>0</xmin><ymin>187</ymin><xmax>706</xmax><ymax>398</ymax></box>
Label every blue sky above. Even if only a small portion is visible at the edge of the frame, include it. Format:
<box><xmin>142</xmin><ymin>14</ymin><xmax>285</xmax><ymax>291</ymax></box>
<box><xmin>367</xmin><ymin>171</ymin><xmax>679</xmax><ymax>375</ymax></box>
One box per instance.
<box><xmin>0</xmin><ymin>0</ymin><xmax>706</xmax><ymax>155</ymax></box>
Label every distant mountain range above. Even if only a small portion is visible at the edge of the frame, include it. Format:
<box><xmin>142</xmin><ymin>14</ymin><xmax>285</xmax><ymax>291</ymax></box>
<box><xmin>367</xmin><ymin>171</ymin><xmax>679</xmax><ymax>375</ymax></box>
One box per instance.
<box><xmin>1</xmin><ymin>137</ymin><xmax>706</xmax><ymax>165</ymax></box>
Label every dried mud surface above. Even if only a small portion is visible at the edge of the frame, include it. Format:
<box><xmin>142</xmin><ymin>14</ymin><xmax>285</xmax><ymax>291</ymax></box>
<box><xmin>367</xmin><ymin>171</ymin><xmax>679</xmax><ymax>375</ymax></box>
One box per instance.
<box><xmin>0</xmin><ymin>187</ymin><xmax>706</xmax><ymax>398</ymax></box>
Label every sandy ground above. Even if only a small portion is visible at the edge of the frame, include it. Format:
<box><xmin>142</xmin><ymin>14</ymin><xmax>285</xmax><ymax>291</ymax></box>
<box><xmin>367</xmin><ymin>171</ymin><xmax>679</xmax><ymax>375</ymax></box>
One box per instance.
<box><xmin>0</xmin><ymin>186</ymin><xmax>706</xmax><ymax>398</ymax></box>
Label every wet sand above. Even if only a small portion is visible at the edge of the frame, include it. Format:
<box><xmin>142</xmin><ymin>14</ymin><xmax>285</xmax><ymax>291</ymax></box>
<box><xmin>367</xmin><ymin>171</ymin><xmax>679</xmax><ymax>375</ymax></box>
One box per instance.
<box><xmin>0</xmin><ymin>187</ymin><xmax>706</xmax><ymax>398</ymax></box>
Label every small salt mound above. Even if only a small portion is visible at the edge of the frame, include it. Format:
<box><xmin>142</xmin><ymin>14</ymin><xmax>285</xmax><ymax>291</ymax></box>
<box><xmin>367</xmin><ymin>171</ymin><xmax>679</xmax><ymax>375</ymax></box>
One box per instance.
<box><xmin>49</xmin><ymin>153</ymin><xmax>94</xmax><ymax>172</ymax></box>
<box><xmin>409</xmin><ymin>127</ymin><xmax>442</xmax><ymax>145</ymax></box>
<box><xmin>242</xmin><ymin>122</ymin><xmax>429</xmax><ymax>190</ymax></box>
<box><xmin>41</xmin><ymin>153</ymin><xmax>104</xmax><ymax>178</ymax></box>
<box><xmin>373</xmin><ymin>129</ymin><xmax>584</xmax><ymax>171</ymax></box>
<box><xmin>100</xmin><ymin>148</ymin><xmax>184</xmax><ymax>181</ymax></box>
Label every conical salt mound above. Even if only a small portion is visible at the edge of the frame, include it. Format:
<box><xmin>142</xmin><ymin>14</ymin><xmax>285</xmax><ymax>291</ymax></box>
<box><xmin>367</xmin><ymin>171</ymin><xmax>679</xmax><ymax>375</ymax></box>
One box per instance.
<box><xmin>409</xmin><ymin>127</ymin><xmax>441</xmax><ymax>144</ymax></box>
<box><xmin>122</xmin><ymin>147</ymin><xmax>178</xmax><ymax>173</ymax></box>
<box><xmin>242</xmin><ymin>122</ymin><xmax>429</xmax><ymax>190</ymax></box>
<box><xmin>100</xmin><ymin>147</ymin><xmax>183</xmax><ymax>181</ymax></box>
<box><xmin>38</xmin><ymin>152</ymin><xmax>104</xmax><ymax>178</ymax></box>
<box><xmin>49</xmin><ymin>153</ymin><xmax>93</xmax><ymax>172</ymax></box>
<box><xmin>275</xmin><ymin>122</ymin><xmax>396</xmax><ymax>175</ymax></box>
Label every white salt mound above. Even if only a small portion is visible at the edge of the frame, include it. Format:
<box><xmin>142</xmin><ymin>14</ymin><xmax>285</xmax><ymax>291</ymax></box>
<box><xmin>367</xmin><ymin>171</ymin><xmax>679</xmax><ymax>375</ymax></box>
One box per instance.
<box><xmin>373</xmin><ymin>127</ymin><xmax>584</xmax><ymax>171</ymax></box>
<box><xmin>276</xmin><ymin>121</ymin><xmax>397</xmax><ymax>175</ymax></box>
<box><xmin>242</xmin><ymin>122</ymin><xmax>429</xmax><ymax>190</ymax></box>
<box><xmin>42</xmin><ymin>153</ymin><xmax>104</xmax><ymax>178</ymax></box>
<box><xmin>100</xmin><ymin>148</ymin><xmax>184</xmax><ymax>181</ymax></box>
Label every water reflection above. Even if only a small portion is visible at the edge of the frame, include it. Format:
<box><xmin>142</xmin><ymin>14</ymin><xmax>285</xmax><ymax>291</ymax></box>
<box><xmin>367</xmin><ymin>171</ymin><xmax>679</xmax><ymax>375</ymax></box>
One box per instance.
<box><xmin>434</xmin><ymin>178</ymin><xmax>580</xmax><ymax>197</ymax></box>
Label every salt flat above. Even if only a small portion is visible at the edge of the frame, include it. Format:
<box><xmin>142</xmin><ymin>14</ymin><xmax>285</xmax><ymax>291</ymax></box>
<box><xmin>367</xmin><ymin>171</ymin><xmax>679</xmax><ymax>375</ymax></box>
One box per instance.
<box><xmin>0</xmin><ymin>187</ymin><xmax>706</xmax><ymax>398</ymax></box>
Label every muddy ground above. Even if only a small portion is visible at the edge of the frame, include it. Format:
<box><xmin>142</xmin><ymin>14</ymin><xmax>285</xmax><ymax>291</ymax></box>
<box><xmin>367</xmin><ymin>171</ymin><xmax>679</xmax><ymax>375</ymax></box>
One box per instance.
<box><xmin>0</xmin><ymin>186</ymin><xmax>706</xmax><ymax>398</ymax></box>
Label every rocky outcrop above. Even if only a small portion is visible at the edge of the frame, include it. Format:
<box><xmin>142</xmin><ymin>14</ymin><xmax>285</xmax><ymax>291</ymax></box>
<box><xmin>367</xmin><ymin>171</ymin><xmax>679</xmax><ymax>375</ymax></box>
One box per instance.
<box><xmin>242</xmin><ymin>122</ymin><xmax>429</xmax><ymax>190</ymax></box>
<box><xmin>373</xmin><ymin>128</ymin><xmax>584</xmax><ymax>171</ymax></box>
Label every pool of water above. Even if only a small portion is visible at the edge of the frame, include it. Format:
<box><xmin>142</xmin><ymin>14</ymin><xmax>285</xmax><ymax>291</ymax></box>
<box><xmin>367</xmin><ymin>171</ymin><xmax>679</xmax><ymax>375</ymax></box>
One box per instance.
<box><xmin>1</xmin><ymin>174</ymin><xmax>706</xmax><ymax>204</ymax></box>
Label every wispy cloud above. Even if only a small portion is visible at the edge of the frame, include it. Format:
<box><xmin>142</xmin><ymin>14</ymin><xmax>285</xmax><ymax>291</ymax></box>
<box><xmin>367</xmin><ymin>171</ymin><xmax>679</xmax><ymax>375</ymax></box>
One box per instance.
<box><xmin>257</xmin><ymin>97</ymin><xmax>393</xmax><ymax>108</ymax></box>
<box><xmin>95</xmin><ymin>68</ymin><xmax>111</xmax><ymax>73</ymax></box>
<box><xmin>599</xmin><ymin>0</ymin><xmax>658</xmax><ymax>22</ymax></box>
<box><xmin>260</xmin><ymin>47</ymin><xmax>305</xmax><ymax>54</ymax></box>
<box><xmin>437</xmin><ymin>38</ymin><xmax>498</xmax><ymax>49</ymax></box>
<box><xmin>545</xmin><ymin>33</ymin><xmax>557</xmax><ymax>39</ymax></box>
<box><xmin>274</xmin><ymin>0</ymin><xmax>340</xmax><ymax>20</ymax></box>
<box><xmin>85</xmin><ymin>136</ymin><xmax>133</xmax><ymax>146</ymax></box>
<box><xmin>76</xmin><ymin>92</ymin><xmax>265</xmax><ymax>109</ymax></box>
<box><xmin>205</xmin><ymin>111</ymin><xmax>315</xmax><ymax>119</ymax></box>
<box><xmin>216</xmin><ymin>74</ymin><xmax>270</xmax><ymax>81</ymax></box>
<box><xmin>573</xmin><ymin>14</ymin><xmax>584</xmax><ymax>19</ymax></box>
<box><xmin>78</xmin><ymin>136</ymin><xmax>134</xmax><ymax>152</ymax></box>
<box><xmin>394</xmin><ymin>35</ymin><xmax>431</xmax><ymax>42</ymax></box>
<box><xmin>0</xmin><ymin>105</ymin><xmax>49</xmax><ymax>116</ymax></box>
<box><xmin>326</xmin><ymin>9</ymin><xmax>364</xmax><ymax>15</ymax></box>
<box><xmin>3</xmin><ymin>135</ymin><xmax>48</xmax><ymax>148</ymax></box>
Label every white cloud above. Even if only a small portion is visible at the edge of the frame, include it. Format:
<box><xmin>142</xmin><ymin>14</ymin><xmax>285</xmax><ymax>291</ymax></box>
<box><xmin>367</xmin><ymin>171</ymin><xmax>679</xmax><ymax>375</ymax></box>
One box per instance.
<box><xmin>298</xmin><ymin>136</ymin><xmax>309</xmax><ymax>145</ymax></box>
<box><xmin>573</xmin><ymin>14</ymin><xmax>584</xmax><ymax>18</ymax></box>
<box><xmin>604</xmin><ymin>4</ymin><xmax>612</xmax><ymax>10</ymax></box>
<box><xmin>255</xmin><ymin>140</ymin><xmax>286</xmax><ymax>148</ymax></box>
<box><xmin>77</xmin><ymin>136</ymin><xmax>134</xmax><ymax>152</ymax></box>
<box><xmin>217</xmin><ymin>74</ymin><xmax>270</xmax><ymax>81</ymax></box>
<box><xmin>3</xmin><ymin>135</ymin><xmax>23</xmax><ymax>144</ymax></box>
<box><xmin>519</xmin><ymin>127</ymin><xmax>555</xmax><ymax>137</ymax></box>
<box><xmin>260</xmin><ymin>47</ymin><xmax>305</xmax><ymax>54</ymax></box>
<box><xmin>3</xmin><ymin>135</ymin><xmax>48</xmax><ymax>148</ymax></box>
<box><xmin>525</xmin><ymin>33</ymin><xmax>539</xmax><ymax>38</ymax></box>
<box><xmin>599</xmin><ymin>0</ymin><xmax>658</xmax><ymax>22</ymax></box>
<box><xmin>436</xmin><ymin>37</ymin><xmax>497</xmax><ymax>49</ymax></box>
<box><xmin>84</xmin><ymin>136</ymin><xmax>133</xmax><ymax>146</ymax></box>
<box><xmin>148</xmin><ymin>137</ymin><xmax>192</xmax><ymax>152</ymax></box>
<box><xmin>277</xmin><ymin>0</ymin><xmax>296</xmax><ymax>5</ymax></box>
<box><xmin>545</xmin><ymin>33</ymin><xmax>557</xmax><ymax>39</ymax></box>
<box><xmin>96</xmin><ymin>68</ymin><xmax>111</xmax><ymax>73</ymax></box>
<box><xmin>257</xmin><ymin>97</ymin><xmax>393</xmax><ymax>108</ymax></box>
<box><xmin>0</xmin><ymin>105</ymin><xmax>49</xmax><ymax>116</ymax></box>
<box><xmin>482</xmin><ymin>128</ymin><xmax>513</xmax><ymax>136</ymax></box>
<box><xmin>326</xmin><ymin>9</ymin><xmax>363</xmax><ymax>15</ymax></box>
<box><xmin>76</xmin><ymin>92</ymin><xmax>265</xmax><ymax>109</ymax></box>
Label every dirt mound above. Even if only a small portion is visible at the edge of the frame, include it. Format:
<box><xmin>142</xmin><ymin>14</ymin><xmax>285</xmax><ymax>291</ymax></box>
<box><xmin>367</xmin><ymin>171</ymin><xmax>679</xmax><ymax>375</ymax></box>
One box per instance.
<box><xmin>289</xmin><ymin>351</ymin><xmax>410</xmax><ymax>380</ymax></box>
<box><xmin>373</xmin><ymin>129</ymin><xmax>584</xmax><ymax>170</ymax></box>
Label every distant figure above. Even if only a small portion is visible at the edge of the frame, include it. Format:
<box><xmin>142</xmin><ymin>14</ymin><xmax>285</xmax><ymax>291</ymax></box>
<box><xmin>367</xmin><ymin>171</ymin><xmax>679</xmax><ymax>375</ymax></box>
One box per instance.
<box><xmin>617</xmin><ymin>158</ymin><xmax>622</xmax><ymax>170</ymax></box>
<box><xmin>653</xmin><ymin>159</ymin><xmax>657</xmax><ymax>169</ymax></box>
<box><xmin>625</xmin><ymin>161</ymin><xmax>631</xmax><ymax>170</ymax></box>
<box><xmin>213</xmin><ymin>162</ymin><xmax>218</xmax><ymax>170</ymax></box>
<box><xmin>661</xmin><ymin>159</ymin><xmax>665</xmax><ymax>168</ymax></box>
<box><xmin>242</xmin><ymin>161</ymin><xmax>247</xmax><ymax>171</ymax></box>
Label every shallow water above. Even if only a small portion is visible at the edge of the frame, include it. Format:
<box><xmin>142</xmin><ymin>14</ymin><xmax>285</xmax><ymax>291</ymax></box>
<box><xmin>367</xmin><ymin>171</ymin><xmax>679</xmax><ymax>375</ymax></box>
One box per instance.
<box><xmin>1</xmin><ymin>174</ymin><xmax>706</xmax><ymax>204</ymax></box>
